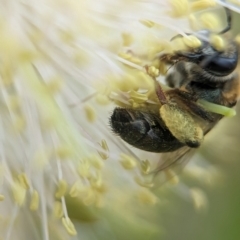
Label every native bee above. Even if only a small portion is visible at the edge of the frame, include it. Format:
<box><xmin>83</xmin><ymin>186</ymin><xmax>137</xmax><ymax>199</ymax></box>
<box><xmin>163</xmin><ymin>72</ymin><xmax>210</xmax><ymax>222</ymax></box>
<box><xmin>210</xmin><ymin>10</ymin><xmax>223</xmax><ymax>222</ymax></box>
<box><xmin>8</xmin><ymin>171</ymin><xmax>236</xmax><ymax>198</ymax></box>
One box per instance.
<box><xmin>110</xmin><ymin>7</ymin><xmax>240</xmax><ymax>171</ymax></box>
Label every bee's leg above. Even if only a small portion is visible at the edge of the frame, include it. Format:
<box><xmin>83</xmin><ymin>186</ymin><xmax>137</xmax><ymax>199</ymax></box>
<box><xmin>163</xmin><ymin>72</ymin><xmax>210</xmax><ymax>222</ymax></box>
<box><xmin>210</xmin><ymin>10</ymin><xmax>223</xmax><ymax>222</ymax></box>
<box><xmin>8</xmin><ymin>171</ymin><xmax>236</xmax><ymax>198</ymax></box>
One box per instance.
<box><xmin>145</xmin><ymin>65</ymin><xmax>168</xmax><ymax>105</ymax></box>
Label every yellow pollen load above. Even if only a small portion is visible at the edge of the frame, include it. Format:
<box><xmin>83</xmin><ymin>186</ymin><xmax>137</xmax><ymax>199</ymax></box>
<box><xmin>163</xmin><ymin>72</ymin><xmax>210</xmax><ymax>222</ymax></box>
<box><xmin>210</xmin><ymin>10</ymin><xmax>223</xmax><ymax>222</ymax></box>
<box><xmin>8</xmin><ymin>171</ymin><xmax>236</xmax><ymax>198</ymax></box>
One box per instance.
<box><xmin>62</xmin><ymin>217</ymin><xmax>77</xmax><ymax>236</ymax></box>
<box><xmin>0</xmin><ymin>194</ymin><xmax>5</xmax><ymax>201</ymax></box>
<box><xmin>200</xmin><ymin>13</ymin><xmax>220</xmax><ymax>31</ymax></box>
<box><xmin>183</xmin><ymin>35</ymin><xmax>202</xmax><ymax>49</ymax></box>
<box><xmin>210</xmin><ymin>35</ymin><xmax>226</xmax><ymax>52</ymax></box>
<box><xmin>18</xmin><ymin>173</ymin><xmax>30</xmax><ymax>189</ymax></box>
<box><xmin>12</xmin><ymin>181</ymin><xmax>26</xmax><ymax>206</ymax></box>
<box><xmin>30</xmin><ymin>190</ymin><xmax>39</xmax><ymax>211</ymax></box>
<box><xmin>170</xmin><ymin>0</ymin><xmax>189</xmax><ymax>17</ymax></box>
<box><xmin>97</xmin><ymin>139</ymin><xmax>109</xmax><ymax>160</ymax></box>
<box><xmin>139</xmin><ymin>19</ymin><xmax>155</xmax><ymax>28</ymax></box>
<box><xmin>120</xmin><ymin>154</ymin><xmax>137</xmax><ymax>170</ymax></box>
<box><xmin>190</xmin><ymin>188</ymin><xmax>208</xmax><ymax>210</ymax></box>
<box><xmin>121</xmin><ymin>32</ymin><xmax>134</xmax><ymax>47</ymax></box>
<box><xmin>84</xmin><ymin>104</ymin><xmax>96</xmax><ymax>123</ymax></box>
<box><xmin>190</xmin><ymin>0</ymin><xmax>217</xmax><ymax>12</ymax></box>
<box><xmin>137</xmin><ymin>189</ymin><xmax>157</xmax><ymax>205</ymax></box>
<box><xmin>55</xmin><ymin>179</ymin><xmax>68</xmax><ymax>198</ymax></box>
<box><xmin>53</xmin><ymin>201</ymin><xmax>63</xmax><ymax>218</ymax></box>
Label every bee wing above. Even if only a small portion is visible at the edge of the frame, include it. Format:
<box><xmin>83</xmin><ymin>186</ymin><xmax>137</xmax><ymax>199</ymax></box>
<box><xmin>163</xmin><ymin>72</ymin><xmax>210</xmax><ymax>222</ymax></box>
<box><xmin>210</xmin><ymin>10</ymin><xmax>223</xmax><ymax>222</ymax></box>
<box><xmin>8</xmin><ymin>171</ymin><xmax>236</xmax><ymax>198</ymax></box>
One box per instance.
<box><xmin>151</xmin><ymin>146</ymin><xmax>196</xmax><ymax>186</ymax></box>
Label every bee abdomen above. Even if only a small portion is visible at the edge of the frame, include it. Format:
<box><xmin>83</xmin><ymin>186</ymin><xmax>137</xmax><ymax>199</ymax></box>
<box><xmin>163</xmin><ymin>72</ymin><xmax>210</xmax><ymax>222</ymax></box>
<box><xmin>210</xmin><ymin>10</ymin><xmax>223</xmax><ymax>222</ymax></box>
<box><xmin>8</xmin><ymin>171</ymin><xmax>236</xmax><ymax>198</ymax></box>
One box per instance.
<box><xmin>110</xmin><ymin>108</ymin><xmax>184</xmax><ymax>152</ymax></box>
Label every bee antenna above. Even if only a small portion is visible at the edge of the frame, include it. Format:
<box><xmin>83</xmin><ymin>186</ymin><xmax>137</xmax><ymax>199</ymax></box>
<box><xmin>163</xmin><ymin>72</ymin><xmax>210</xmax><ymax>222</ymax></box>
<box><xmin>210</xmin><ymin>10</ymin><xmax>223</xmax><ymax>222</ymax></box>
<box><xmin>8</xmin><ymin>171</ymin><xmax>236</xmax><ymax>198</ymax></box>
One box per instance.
<box><xmin>218</xmin><ymin>7</ymin><xmax>232</xmax><ymax>34</ymax></box>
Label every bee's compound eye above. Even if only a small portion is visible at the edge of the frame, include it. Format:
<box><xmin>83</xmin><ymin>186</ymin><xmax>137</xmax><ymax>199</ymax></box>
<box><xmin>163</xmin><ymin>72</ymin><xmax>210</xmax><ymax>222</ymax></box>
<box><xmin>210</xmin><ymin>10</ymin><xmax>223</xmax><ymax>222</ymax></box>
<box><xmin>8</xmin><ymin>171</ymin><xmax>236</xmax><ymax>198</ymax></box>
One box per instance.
<box><xmin>203</xmin><ymin>53</ymin><xmax>238</xmax><ymax>76</ymax></box>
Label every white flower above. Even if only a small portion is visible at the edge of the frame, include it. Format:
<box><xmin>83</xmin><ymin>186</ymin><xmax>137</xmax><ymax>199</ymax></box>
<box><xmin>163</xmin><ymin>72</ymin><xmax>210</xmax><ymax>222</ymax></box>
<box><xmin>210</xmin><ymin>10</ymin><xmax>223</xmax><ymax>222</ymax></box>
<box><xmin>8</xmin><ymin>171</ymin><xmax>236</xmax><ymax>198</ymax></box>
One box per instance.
<box><xmin>0</xmin><ymin>0</ymin><xmax>238</xmax><ymax>239</ymax></box>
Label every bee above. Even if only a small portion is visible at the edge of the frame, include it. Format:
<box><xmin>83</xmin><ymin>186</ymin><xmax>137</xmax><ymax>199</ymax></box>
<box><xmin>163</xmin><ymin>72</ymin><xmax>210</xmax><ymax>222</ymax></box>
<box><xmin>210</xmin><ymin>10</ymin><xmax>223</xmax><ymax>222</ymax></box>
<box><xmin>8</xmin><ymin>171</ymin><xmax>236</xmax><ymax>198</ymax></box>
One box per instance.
<box><xmin>110</xmin><ymin>7</ymin><xmax>240</xmax><ymax>172</ymax></box>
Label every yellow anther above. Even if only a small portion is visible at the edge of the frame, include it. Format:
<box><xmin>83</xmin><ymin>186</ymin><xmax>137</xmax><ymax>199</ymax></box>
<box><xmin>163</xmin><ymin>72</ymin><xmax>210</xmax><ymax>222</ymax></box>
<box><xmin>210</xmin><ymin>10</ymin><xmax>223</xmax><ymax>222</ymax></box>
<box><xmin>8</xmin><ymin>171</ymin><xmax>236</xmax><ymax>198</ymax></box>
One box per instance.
<box><xmin>164</xmin><ymin>169</ymin><xmax>179</xmax><ymax>185</ymax></box>
<box><xmin>33</xmin><ymin>150</ymin><xmax>50</xmax><ymax>168</ymax></box>
<box><xmin>117</xmin><ymin>52</ymin><xmax>132</xmax><ymax>60</ymax></box>
<box><xmin>55</xmin><ymin>179</ymin><xmax>68</xmax><ymax>198</ymax></box>
<box><xmin>8</xmin><ymin>96</ymin><xmax>21</xmax><ymax>110</ymax></box>
<box><xmin>200</xmin><ymin>13</ymin><xmax>220</xmax><ymax>31</ymax></box>
<box><xmin>89</xmin><ymin>154</ymin><xmax>104</xmax><ymax>170</ymax></box>
<box><xmin>69</xmin><ymin>181</ymin><xmax>84</xmax><ymax>198</ymax></box>
<box><xmin>0</xmin><ymin>194</ymin><xmax>5</xmax><ymax>201</ymax></box>
<box><xmin>120</xmin><ymin>154</ymin><xmax>137</xmax><ymax>170</ymax></box>
<box><xmin>137</xmin><ymin>190</ymin><xmax>157</xmax><ymax>205</ymax></box>
<box><xmin>147</xmin><ymin>66</ymin><xmax>160</xmax><ymax>77</ymax></box>
<box><xmin>30</xmin><ymin>190</ymin><xmax>39</xmax><ymax>211</ymax></box>
<box><xmin>121</xmin><ymin>32</ymin><xmax>134</xmax><ymax>47</ymax></box>
<box><xmin>134</xmin><ymin>176</ymin><xmax>154</xmax><ymax>188</ymax></box>
<box><xmin>183</xmin><ymin>36</ymin><xmax>202</xmax><ymax>49</ymax></box>
<box><xmin>190</xmin><ymin>0</ymin><xmax>216</xmax><ymax>11</ymax></box>
<box><xmin>12</xmin><ymin>181</ymin><xmax>26</xmax><ymax>206</ymax></box>
<box><xmin>55</xmin><ymin>146</ymin><xmax>73</xmax><ymax>159</ymax></box>
<box><xmin>18</xmin><ymin>173</ymin><xmax>30</xmax><ymax>189</ymax></box>
<box><xmin>210</xmin><ymin>35</ymin><xmax>225</xmax><ymax>52</ymax></box>
<box><xmin>53</xmin><ymin>201</ymin><xmax>63</xmax><ymax>218</ymax></box>
<box><xmin>190</xmin><ymin>188</ymin><xmax>208</xmax><ymax>210</ymax></box>
<box><xmin>77</xmin><ymin>161</ymin><xmax>91</xmax><ymax>178</ymax></box>
<box><xmin>129</xmin><ymin>57</ymin><xmax>142</xmax><ymax>64</ymax></box>
<box><xmin>62</xmin><ymin>217</ymin><xmax>77</xmax><ymax>236</ymax></box>
<box><xmin>82</xmin><ymin>189</ymin><xmax>96</xmax><ymax>206</ymax></box>
<box><xmin>95</xmin><ymin>95</ymin><xmax>110</xmax><ymax>106</ymax></box>
<box><xmin>47</xmin><ymin>78</ymin><xmax>63</xmax><ymax>94</ymax></box>
<box><xmin>188</xmin><ymin>14</ymin><xmax>198</xmax><ymax>31</ymax></box>
<box><xmin>97</xmin><ymin>139</ymin><xmax>109</xmax><ymax>160</ymax></box>
<box><xmin>13</xmin><ymin>116</ymin><xmax>26</xmax><ymax>132</ymax></box>
<box><xmin>170</xmin><ymin>0</ymin><xmax>189</xmax><ymax>17</ymax></box>
<box><xmin>129</xmin><ymin>90</ymin><xmax>148</xmax><ymax>104</ymax></box>
<box><xmin>84</xmin><ymin>104</ymin><xmax>96</xmax><ymax>123</ymax></box>
<box><xmin>140</xmin><ymin>160</ymin><xmax>151</xmax><ymax>175</ymax></box>
<box><xmin>139</xmin><ymin>19</ymin><xmax>155</xmax><ymax>28</ymax></box>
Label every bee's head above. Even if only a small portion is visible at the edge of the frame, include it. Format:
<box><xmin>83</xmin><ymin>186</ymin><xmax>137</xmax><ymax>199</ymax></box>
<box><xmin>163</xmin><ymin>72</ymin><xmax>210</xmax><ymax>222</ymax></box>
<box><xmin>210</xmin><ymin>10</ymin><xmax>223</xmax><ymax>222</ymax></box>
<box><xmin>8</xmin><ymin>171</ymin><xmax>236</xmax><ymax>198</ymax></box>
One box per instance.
<box><xmin>174</xmin><ymin>7</ymin><xmax>238</xmax><ymax>77</ymax></box>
